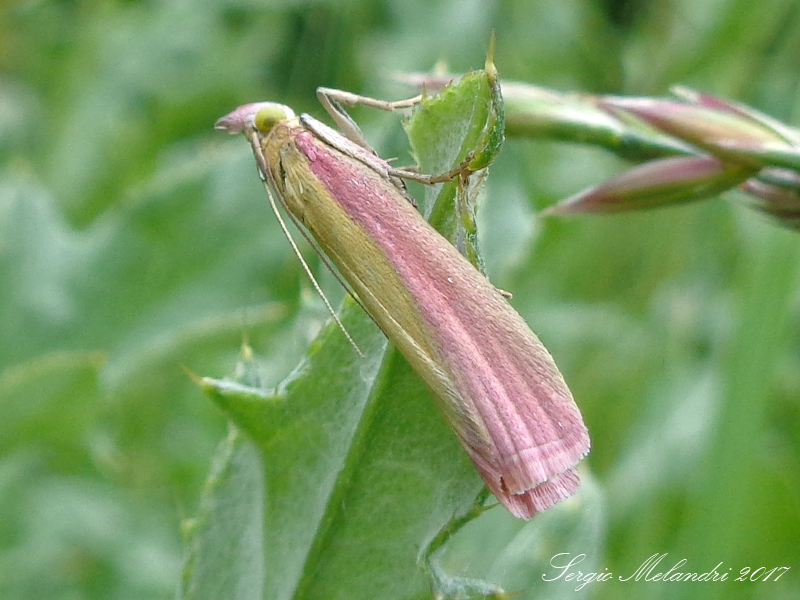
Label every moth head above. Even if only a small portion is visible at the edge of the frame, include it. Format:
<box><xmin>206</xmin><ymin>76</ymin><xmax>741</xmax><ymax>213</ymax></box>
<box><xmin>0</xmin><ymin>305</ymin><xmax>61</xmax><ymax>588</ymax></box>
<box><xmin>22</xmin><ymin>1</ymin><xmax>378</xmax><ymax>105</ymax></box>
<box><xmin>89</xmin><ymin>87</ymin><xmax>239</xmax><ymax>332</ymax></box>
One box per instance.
<box><xmin>254</xmin><ymin>104</ymin><xmax>296</xmax><ymax>134</ymax></box>
<box><xmin>215</xmin><ymin>102</ymin><xmax>296</xmax><ymax>134</ymax></box>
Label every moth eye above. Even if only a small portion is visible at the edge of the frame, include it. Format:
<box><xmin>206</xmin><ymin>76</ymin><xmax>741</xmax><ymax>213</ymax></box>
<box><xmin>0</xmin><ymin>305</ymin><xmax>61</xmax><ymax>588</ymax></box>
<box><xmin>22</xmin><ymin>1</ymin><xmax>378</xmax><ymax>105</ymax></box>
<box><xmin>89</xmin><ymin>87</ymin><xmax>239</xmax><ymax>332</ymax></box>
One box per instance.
<box><xmin>254</xmin><ymin>105</ymin><xmax>291</xmax><ymax>133</ymax></box>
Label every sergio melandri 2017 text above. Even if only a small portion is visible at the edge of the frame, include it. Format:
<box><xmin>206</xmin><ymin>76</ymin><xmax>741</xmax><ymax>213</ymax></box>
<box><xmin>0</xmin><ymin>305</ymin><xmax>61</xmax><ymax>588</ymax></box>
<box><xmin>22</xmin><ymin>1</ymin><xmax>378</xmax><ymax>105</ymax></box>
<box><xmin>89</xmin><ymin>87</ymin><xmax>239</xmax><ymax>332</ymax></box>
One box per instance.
<box><xmin>542</xmin><ymin>552</ymin><xmax>791</xmax><ymax>591</ymax></box>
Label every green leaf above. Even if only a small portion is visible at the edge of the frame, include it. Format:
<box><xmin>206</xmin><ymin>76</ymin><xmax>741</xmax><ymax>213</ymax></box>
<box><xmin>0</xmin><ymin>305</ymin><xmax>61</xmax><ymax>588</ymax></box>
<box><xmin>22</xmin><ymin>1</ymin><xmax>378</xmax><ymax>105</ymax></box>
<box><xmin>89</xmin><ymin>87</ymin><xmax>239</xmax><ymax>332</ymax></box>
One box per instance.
<box><xmin>181</xmin><ymin>427</ymin><xmax>266</xmax><ymax>600</ymax></box>
<box><xmin>184</xmin><ymin>299</ymin><xmax>485</xmax><ymax>599</ymax></box>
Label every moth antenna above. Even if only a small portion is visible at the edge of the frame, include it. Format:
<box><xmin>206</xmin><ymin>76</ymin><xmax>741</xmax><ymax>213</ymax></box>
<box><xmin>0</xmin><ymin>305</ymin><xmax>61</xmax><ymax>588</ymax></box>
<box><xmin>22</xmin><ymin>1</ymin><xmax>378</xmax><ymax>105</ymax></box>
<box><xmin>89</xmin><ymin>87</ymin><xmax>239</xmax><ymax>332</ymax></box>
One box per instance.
<box><xmin>247</xmin><ymin>130</ymin><xmax>365</xmax><ymax>358</ymax></box>
<box><xmin>275</xmin><ymin>190</ymin><xmax>378</xmax><ymax>326</ymax></box>
<box><xmin>252</xmin><ymin>145</ymin><xmax>371</xmax><ymax>318</ymax></box>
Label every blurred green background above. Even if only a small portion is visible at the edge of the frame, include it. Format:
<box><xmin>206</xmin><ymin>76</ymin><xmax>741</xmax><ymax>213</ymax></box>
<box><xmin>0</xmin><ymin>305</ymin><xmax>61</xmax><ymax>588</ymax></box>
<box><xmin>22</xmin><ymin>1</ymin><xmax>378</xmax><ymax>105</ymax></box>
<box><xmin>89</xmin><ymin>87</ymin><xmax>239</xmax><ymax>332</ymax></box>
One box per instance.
<box><xmin>1</xmin><ymin>0</ymin><xmax>799</xmax><ymax>599</ymax></box>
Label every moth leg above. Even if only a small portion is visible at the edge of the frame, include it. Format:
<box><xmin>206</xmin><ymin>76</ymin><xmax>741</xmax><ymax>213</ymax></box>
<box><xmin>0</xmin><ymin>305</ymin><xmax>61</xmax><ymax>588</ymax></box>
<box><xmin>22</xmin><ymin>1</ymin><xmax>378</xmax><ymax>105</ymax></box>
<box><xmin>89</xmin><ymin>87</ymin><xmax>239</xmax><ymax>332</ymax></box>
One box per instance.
<box><xmin>317</xmin><ymin>87</ymin><xmax>484</xmax><ymax>201</ymax></box>
<box><xmin>317</xmin><ymin>87</ymin><xmax>422</xmax><ymax>112</ymax></box>
<box><xmin>316</xmin><ymin>87</ymin><xmax>422</xmax><ymax>151</ymax></box>
<box><xmin>313</xmin><ymin>88</ymin><xmax>423</xmax><ymax>201</ymax></box>
<box><xmin>389</xmin><ymin>150</ymin><xmax>478</xmax><ymax>185</ymax></box>
<box><xmin>318</xmin><ymin>87</ymin><xmax>482</xmax><ymax>186</ymax></box>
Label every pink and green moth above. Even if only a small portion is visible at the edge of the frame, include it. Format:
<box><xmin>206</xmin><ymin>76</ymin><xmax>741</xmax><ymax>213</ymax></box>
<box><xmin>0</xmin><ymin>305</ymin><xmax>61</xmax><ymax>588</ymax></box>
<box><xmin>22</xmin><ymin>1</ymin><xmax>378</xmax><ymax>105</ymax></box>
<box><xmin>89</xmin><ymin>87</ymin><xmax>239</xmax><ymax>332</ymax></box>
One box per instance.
<box><xmin>215</xmin><ymin>91</ymin><xmax>590</xmax><ymax>519</ymax></box>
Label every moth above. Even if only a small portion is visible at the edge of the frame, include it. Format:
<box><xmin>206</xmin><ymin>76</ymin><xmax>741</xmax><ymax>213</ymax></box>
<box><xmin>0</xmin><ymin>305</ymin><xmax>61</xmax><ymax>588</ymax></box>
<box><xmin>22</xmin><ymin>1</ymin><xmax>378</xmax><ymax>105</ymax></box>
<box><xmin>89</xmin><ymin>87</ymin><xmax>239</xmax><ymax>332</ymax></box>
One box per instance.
<box><xmin>216</xmin><ymin>88</ymin><xmax>589</xmax><ymax>519</ymax></box>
